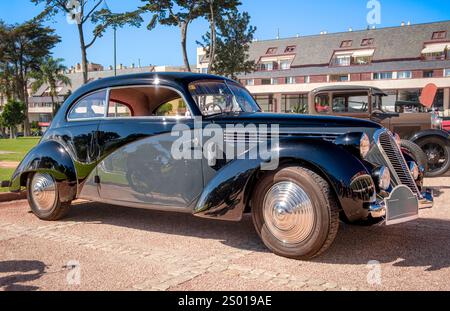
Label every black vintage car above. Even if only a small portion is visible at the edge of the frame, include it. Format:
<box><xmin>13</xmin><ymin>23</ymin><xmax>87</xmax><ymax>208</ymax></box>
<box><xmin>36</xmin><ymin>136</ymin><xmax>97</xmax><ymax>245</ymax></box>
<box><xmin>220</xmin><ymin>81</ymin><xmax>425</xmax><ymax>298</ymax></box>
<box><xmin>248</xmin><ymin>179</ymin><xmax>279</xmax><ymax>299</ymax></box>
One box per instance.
<box><xmin>5</xmin><ymin>73</ymin><xmax>432</xmax><ymax>260</ymax></box>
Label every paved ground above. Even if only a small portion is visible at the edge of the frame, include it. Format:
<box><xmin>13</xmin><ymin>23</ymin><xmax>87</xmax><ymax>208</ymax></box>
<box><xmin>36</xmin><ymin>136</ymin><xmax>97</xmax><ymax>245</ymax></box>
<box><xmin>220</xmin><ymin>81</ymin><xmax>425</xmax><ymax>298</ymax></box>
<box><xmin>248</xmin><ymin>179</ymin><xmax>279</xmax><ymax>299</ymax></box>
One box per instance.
<box><xmin>0</xmin><ymin>176</ymin><xmax>449</xmax><ymax>291</ymax></box>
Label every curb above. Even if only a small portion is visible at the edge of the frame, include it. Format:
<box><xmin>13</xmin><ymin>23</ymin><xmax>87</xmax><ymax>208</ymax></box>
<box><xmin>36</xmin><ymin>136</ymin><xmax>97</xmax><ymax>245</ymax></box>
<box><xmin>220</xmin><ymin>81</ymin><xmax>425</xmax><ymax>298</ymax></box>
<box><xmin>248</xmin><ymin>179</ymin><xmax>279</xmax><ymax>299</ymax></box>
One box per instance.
<box><xmin>0</xmin><ymin>191</ymin><xmax>27</xmax><ymax>203</ymax></box>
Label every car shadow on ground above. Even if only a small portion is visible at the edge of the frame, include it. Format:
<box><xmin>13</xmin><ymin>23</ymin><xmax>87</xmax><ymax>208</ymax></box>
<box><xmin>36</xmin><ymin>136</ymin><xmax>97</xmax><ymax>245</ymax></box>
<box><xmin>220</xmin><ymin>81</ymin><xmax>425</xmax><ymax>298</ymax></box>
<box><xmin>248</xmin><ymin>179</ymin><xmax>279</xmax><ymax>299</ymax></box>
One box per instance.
<box><xmin>0</xmin><ymin>260</ymin><xmax>46</xmax><ymax>291</ymax></box>
<box><xmin>64</xmin><ymin>202</ymin><xmax>450</xmax><ymax>270</ymax></box>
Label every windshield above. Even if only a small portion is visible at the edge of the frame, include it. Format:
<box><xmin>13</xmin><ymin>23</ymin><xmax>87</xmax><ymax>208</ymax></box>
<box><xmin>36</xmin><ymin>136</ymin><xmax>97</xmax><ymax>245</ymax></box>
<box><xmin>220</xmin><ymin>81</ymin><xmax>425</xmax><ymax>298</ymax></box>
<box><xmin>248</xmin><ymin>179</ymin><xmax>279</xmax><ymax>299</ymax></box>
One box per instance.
<box><xmin>188</xmin><ymin>80</ymin><xmax>261</xmax><ymax>116</ymax></box>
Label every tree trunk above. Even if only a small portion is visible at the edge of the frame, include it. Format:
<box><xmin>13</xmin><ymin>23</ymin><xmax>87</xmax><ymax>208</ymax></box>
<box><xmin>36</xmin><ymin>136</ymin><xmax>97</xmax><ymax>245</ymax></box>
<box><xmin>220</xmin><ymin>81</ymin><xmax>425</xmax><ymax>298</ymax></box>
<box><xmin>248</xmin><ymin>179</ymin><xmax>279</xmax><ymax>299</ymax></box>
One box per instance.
<box><xmin>208</xmin><ymin>2</ymin><xmax>216</xmax><ymax>73</ymax></box>
<box><xmin>180</xmin><ymin>22</ymin><xmax>191</xmax><ymax>72</ymax></box>
<box><xmin>77</xmin><ymin>23</ymin><xmax>88</xmax><ymax>84</ymax></box>
<box><xmin>23</xmin><ymin>82</ymin><xmax>30</xmax><ymax>136</ymax></box>
<box><xmin>50</xmin><ymin>93</ymin><xmax>56</xmax><ymax>118</ymax></box>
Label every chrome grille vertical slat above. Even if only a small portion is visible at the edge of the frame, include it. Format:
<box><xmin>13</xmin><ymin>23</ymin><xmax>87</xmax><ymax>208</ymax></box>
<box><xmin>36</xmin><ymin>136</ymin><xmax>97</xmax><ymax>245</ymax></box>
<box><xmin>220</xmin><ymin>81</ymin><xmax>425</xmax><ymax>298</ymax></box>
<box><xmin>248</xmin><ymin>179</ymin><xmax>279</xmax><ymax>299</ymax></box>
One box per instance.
<box><xmin>376</xmin><ymin>130</ymin><xmax>420</xmax><ymax>195</ymax></box>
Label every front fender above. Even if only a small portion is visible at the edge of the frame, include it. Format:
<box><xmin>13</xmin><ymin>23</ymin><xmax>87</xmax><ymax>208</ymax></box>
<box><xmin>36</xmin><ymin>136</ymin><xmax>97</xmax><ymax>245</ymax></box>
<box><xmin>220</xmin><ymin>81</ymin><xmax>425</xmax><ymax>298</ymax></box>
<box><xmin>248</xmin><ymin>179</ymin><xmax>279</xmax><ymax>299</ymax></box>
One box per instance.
<box><xmin>194</xmin><ymin>138</ymin><xmax>373</xmax><ymax>222</ymax></box>
<box><xmin>10</xmin><ymin>140</ymin><xmax>77</xmax><ymax>202</ymax></box>
<box><xmin>409</xmin><ymin>129</ymin><xmax>450</xmax><ymax>143</ymax></box>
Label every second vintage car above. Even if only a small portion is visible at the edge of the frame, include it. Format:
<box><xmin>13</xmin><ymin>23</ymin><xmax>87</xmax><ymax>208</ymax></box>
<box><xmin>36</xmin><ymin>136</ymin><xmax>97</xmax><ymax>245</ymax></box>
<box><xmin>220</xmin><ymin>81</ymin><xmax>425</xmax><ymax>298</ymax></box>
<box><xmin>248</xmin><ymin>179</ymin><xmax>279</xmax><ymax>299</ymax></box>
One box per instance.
<box><xmin>309</xmin><ymin>85</ymin><xmax>450</xmax><ymax>177</ymax></box>
<box><xmin>6</xmin><ymin>73</ymin><xmax>432</xmax><ymax>260</ymax></box>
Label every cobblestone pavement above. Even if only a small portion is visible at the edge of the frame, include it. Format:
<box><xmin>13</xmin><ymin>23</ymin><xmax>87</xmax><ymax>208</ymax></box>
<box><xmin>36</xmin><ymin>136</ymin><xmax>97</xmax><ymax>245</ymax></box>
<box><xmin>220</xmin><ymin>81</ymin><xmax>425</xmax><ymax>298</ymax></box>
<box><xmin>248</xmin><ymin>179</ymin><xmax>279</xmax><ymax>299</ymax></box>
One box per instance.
<box><xmin>0</xmin><ymin>177</ymin><xmax>449</xmax><ymax>291</ymax></box>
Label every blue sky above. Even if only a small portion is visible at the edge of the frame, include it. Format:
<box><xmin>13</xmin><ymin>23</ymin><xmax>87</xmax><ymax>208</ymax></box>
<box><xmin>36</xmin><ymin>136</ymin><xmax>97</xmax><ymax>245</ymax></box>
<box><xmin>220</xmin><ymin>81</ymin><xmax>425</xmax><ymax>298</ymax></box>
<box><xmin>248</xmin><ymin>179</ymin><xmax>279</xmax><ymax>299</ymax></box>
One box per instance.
<box><xmin>0</xmin><ymin>0</ymin><xmax>449</xmax><ymax>68</ymax></box>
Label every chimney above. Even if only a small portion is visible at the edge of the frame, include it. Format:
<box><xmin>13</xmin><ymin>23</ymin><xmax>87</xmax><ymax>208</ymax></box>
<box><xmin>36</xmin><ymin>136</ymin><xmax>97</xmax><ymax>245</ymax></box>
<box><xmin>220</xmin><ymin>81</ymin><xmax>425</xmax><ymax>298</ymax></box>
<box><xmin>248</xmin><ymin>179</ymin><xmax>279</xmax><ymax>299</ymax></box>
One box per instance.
<box><xmin>401</xmin><ymin>21</ymin><xmax>405</xmax><ymax>27</ymax></box>
<box><xmin>407</xmin><ymin>21</ymin><xmax>411</xmax><ymax>26</ymax></box>
<box><xmin>349</xmin><ymin>27</ymin><xmax>353</xmax><ymax>32</ymax></box>
<box><xmin>131</xmin><ymin>63</ymin><xmax>135</xmax><ymax>68</ymax></box>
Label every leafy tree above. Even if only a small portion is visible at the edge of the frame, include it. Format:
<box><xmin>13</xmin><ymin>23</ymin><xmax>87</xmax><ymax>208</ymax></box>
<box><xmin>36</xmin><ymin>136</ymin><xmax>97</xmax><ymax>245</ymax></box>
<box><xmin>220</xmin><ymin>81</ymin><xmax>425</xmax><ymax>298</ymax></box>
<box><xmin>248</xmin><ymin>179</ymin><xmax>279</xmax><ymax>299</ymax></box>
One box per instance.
<box><xmin>200</xmin><ymin>0</ymin><xmax>241</xmax><ymax>72</ymax></box>
<box><xmin>0</xmin><ymin>20</ymin><xmax>60</xmax><ymax>135</ymax></box>
<box><xmin>203</xmin><ymin>10</ymin><xmax>256</xmax><ymax>79</ymax></box>
<box><xmin>30</xmin><ymin>57</ymin><xmax>71</xmax><ymax>117</ymax></box>
<box><xmin>32</xmin><ymin>0</ymin><xmax>143</xmax><ymax>84</ymax></box>
<box><xmin>141</xmin><ymin>0</ymin><xmax>207</xmax><ymax>72</ymax></box>
<box><xmin>0</xmin><ymin>100</ymin><xmax>27</xmax><ymax>138</ymax></box>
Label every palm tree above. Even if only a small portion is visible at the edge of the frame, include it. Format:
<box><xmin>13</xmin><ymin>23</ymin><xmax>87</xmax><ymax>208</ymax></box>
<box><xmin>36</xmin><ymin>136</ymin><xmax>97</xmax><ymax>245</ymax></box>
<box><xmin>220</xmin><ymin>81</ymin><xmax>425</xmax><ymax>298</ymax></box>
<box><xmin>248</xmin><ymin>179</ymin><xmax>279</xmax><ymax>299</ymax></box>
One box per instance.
<box><xmin>30</xmin><ymin>57</ymin><xmax>71</xmax><ymax>117</ymax></box>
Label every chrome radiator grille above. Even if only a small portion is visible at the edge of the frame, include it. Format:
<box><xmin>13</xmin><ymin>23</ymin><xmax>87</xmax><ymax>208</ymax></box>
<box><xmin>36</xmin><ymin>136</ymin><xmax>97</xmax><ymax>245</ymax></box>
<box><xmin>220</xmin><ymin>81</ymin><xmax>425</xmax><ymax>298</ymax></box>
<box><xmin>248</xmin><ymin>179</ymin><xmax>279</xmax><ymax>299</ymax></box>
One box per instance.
<box><xmin>377</xmin><ymin>131</ymin><xmax>420</xmax><ymax>195</ymax></box>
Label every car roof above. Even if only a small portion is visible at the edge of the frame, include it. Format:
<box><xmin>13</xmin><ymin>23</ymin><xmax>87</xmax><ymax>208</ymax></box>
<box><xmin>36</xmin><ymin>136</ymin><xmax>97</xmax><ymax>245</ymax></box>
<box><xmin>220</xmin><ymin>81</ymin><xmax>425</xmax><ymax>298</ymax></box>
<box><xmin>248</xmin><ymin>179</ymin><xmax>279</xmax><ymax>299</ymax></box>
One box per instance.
<box><xmin>311</xmin><ymin>85</ymin><xmax>387</xmax><ymax>96</ymax></box>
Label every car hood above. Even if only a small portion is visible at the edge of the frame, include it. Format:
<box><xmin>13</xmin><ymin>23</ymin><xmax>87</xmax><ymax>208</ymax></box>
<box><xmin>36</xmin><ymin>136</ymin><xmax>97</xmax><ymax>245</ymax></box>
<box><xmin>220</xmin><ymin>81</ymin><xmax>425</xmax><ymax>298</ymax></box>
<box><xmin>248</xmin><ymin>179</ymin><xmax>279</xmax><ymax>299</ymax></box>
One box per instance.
<box><xmin>207</xmin><ymin>112</ymin><xmax>382</xmax><ymax>130</ymax></box>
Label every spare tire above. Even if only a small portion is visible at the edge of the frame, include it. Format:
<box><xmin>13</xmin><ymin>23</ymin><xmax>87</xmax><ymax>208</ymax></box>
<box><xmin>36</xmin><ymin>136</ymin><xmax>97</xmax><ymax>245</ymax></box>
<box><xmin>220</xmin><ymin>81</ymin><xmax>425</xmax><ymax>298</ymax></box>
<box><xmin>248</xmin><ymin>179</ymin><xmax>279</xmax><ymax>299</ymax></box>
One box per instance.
<box><xmin>400</xmin><ymin>140</ymin><xmax>428</xmax><ymax>172</ymax></box>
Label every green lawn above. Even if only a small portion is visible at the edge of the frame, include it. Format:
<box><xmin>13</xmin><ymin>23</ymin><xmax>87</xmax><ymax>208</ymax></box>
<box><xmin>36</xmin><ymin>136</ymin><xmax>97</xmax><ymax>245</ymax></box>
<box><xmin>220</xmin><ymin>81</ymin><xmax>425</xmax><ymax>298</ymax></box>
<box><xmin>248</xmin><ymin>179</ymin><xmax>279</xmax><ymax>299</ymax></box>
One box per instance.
<box><xmin>0</xmin><ymin>137</ymin><xmax>40</xmax><ymax>192</ymax></box>
<box><xmin>0</xmin><ymin>137</ymin><xmax>40</xmax><ymax>162</ymax></box>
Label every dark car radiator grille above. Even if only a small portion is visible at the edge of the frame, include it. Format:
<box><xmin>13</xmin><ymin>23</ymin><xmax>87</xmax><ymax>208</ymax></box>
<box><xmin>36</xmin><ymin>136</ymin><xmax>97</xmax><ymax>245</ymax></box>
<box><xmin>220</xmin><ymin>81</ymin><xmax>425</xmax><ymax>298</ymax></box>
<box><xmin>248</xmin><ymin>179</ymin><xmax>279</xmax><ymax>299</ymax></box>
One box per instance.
<box><xmin>378</xmin><ymin>131</ymin><xmax>420</xmax><ymax>195</ymax></box>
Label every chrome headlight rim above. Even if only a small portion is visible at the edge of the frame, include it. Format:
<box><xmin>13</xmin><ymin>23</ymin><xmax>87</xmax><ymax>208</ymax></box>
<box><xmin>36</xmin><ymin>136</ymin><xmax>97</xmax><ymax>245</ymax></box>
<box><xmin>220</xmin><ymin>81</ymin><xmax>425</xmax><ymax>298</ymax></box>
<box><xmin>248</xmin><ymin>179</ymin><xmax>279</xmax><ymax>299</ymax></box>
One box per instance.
<box><xmin>360</xmin><ymin>133</ymin><xmax>370</xmax><ymax>159</ymax></box>
<box><xmin>409</xmin><ymin>161</ymin><xmax>420</xmax><ymax>180</ymax></box>
<box><xmin>373</xmin><ymin>166</ymin><xmax>391</xmax><ymax>190</ymax></box>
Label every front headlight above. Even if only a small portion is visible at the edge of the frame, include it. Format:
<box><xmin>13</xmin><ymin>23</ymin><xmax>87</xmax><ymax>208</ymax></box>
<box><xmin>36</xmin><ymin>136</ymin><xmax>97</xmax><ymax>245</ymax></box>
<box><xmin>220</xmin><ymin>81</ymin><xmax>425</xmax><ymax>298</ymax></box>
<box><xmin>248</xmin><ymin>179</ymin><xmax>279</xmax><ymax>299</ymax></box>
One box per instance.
<box><xmin>360</xmin><ymin>133</ymin><xmax>370</xmax><ymax>158</ymax></box>
<box><xmin>431</xmin><ymin>110</ymin><xmax>442</xmax><ymax>130</ymax></box>
<box><xmin>373</xmin><ymin>166</ymin><xmax>391</xmax><ymax>190</ymax></box>
<box><xmin>336</xmin><ymin>132</ymin><xmax>371</xmax><ymax>159</ymax></box>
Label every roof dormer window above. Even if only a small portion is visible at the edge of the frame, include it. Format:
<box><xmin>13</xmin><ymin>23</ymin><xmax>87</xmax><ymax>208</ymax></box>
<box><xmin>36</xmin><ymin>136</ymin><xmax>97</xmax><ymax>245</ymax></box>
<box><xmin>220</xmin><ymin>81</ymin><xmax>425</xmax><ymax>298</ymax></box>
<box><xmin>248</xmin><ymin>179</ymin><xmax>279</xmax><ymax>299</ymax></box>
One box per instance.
<box><xmin>266</xmin><ymin>47</ymin><xmax>278</xmax><ymax>55</ymax></box>
<box><xmin>361</xmin><ymin>38</ymin><xmax>374</xmax><ymax>46</ymax></box>
<box><xmin>340</xmin><ymin>40</ymin><xmax>353</xmax><ymax>48</ymax></box>
<box><xmin>285</xmin><ymin>45</ymin><xmax>296</xmax><ymax>53</ymax></box>
<box><xmin>432</xmin><ymin>31</ymin><xmax>447</xmax><ymax>40</ymax></box>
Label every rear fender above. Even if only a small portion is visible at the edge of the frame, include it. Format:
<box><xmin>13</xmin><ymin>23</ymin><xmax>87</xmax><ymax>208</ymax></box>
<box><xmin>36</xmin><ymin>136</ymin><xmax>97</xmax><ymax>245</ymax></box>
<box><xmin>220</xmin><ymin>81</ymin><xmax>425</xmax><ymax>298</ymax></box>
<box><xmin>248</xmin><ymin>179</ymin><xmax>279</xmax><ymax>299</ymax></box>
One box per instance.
<box><xmin>409</xmin><ymin>129</ymin><xmax>449</xmax><ymax>143</ymax></box>
<box><xmin>9</xmin><ymin>140</ymin><xmax>77</xmax><ymax>202</ymax></box>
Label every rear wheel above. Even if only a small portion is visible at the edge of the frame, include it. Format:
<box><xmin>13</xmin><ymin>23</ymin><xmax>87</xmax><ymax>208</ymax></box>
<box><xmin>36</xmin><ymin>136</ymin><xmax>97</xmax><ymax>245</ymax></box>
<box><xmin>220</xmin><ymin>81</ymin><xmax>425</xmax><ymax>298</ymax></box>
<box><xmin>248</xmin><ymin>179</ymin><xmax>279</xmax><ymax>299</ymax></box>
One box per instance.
<box><xmin>251</xmin><ymin>166</ymin><xmax>339</xmax><ymax>260</ymax></box>
<box><xmin>27</xmin><ymin>173</ymin><xmax>71</xmax><ymax>221</ymax></box>
<box><xmin>416</xmin><ymin>137</ymin><xmax>450</xmax><ymax>177</ymax></box>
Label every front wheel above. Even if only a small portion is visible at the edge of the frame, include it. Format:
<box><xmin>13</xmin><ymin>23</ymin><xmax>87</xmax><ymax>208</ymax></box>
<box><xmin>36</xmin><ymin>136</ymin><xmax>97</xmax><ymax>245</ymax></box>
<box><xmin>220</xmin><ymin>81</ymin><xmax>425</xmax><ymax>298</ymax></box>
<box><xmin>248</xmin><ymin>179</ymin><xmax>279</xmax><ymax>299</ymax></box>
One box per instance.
<box><xmin>27</xmin><ymin>172</ymin><xmax>71</xmax><ymax>221</ymax></box>
<box><xmin>251</xmin><ymin>166</ymin><xmax>339</xmax><ymax>260</ymax></box>
<box><xmin>416</xmin><ymin>137</ymin><xmax>450</xmax><ymax>177</ymax></box>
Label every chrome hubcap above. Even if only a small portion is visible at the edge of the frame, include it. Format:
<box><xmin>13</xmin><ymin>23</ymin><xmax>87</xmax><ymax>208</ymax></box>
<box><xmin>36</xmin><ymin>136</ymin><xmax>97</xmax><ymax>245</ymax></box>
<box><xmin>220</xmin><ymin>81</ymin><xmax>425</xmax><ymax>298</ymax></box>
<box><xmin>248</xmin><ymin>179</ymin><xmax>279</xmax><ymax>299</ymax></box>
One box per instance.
<box><xmin>31</xmin><ymin>173</ymin><xmax>57</xmax><ymax>212</ymax></box>
<box><xmin>263</xmin><ymin>181</ymin><xmax>315</xmax><ymax>244</ymax></box>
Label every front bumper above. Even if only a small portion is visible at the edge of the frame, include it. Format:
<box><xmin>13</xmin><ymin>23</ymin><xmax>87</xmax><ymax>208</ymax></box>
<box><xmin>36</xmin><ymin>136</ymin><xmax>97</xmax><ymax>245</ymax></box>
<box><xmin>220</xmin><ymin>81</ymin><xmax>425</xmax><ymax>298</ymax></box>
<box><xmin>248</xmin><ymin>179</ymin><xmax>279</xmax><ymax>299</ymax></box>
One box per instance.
<box><xmin>368</xmin><ymin>187</ymin><xmax>433</xmax><ymax>225</ymax></box>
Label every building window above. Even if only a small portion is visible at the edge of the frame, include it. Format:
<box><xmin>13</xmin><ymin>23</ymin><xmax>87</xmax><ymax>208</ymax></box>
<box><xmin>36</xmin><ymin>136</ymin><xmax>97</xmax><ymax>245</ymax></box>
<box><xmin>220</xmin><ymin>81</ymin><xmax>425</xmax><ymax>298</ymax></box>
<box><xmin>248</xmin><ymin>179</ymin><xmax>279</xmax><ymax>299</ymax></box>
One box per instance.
<box><xmin>340</xmin><ymin>40</ymin><xmax>353</xmax><ymax>48</ymax></box>
<box><xmin>332</xmin><ymin>54</ymin><xmax>352</xmax><ymax>66</ymax></box>
<box><xmin>361</xmin><ymin>38</ymin><xmax>374</xmax><ymax>46</ymax></box>
<box><xmin>261</xmin><ymin>79</ymin><xmax>271</xmax><ymax>85</ymax></box>
<box><xmin>201</xmin><ymin>68</ymin><xmax>208</xmax><ymax>74</ymax></box>
<box><xmin>266</xmin><ymin>47</ymin><xmax>278</xmax><ymax>55</ymax></box>
<box><xmin>423</xmin><ymin>70</ymin><xmax>434</xmax><ymax>78</ymax></box>
<box><xmin>271</xmin><ymin>78</ymin><xmax>278</xmax><ymax>85</ymax></box>
<box><xmin>421</xmin><ymin>43</ymin><xmax>449</xmax><ymax>60</ymax></box>
<box><xmin>254</xmin><ymin>95</ymin><xmax>274</xmax><ymax>112</ymax></box>
<box><xmin>282</xmin><ymin>94</ymin><xmax>308</xmax><ymax>113</ymax></box>
<box><xmin>259</xmin><ymin>62</ymin><xmax>275</xmax><ymax>71</ymax></box>
<box><xmin>373</xmin><ymin>72</ymin><xmax>393</xmax><ymax>80</ymax></box>
<box><xmin>329</xmin><ymin>74</ymin><xmax>349</xmax><ymax>82</ymax></box>
<box><xmin>305</xmin><ymin>76</ymin><xmax>310</xmax><ymax>83</ymax></box>
<box><xmin>331</xmin><ymin>50</ymin><xmax>374</xmax><ymax>66</ymax></box>
<box><xmin>397</xmin><ymin>71</ymin><xmax>412</xmax><ymax>79</ymax></box>
<box><xmin>246</xmin><ymin>79</ymin><xmax>255</xmax><ymax>86</ymax></box>
<box><xmin>285</xmin><ymin>45</ymin><xmax>296</xmax><ymax>53</ymax></box>
<box><xmin>432</xmin><ymin>31</ymin><xmax>447</xmax><ymax>40</ymax></box>
<box><xmin>280</xmin><ymin>60</ymin><xmax>291</xmax><ymax>70</ymax></box>
<box><xmin>285</xmin><ymin>77</ymin><xmax>296</xmax><ymax>84</ymax></box>
<box><xmin>444</xmin><ymin>69</ymin><xmax>450</xmax><ymax>77</ymax></box>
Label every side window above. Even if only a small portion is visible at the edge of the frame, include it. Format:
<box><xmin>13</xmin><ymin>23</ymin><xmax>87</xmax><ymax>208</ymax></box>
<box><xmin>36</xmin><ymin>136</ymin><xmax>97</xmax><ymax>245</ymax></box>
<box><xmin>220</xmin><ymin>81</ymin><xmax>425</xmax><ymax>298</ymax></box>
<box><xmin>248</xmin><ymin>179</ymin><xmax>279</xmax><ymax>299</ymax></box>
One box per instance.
<box><xmin>153</xmin><ymin>98</ymin><xmax>187</xmax><ymax>117</ymax></box>
<box><xmin>108</xmin><ymin>100</ymin><xmax>133</xmax><ymax>117</ymax></box>
<box><xmin>68</xmin><ymin>90</ymin><xmax>107</xmax><ymax>120</ymax></box>
<box><xmin>107</xmin><ymin>86</ymin><xmax>189</xmax><ymax>118</ymax></box>
<box><xmin>314</xmin><ymin>94</ymin><xmax>330</xmax><ymax>113</ymax></box>
<box><xmin>332</xmin><ymin>93</ymin><xmax>369</xmax><ymax>113</ymax></box>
